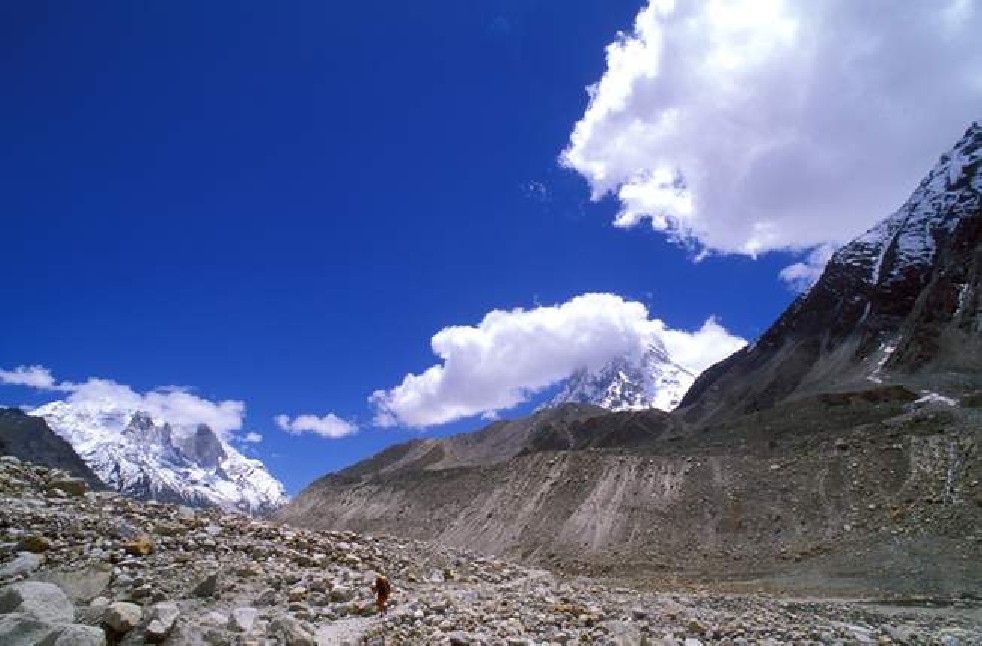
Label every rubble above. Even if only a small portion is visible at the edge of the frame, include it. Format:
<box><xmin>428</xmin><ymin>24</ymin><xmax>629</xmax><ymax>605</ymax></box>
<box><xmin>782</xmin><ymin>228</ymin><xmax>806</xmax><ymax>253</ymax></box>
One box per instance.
<box><xmin>0</xmin><ymin>457</ymin><xmax>978</xmax><ymax>644</ymax></box>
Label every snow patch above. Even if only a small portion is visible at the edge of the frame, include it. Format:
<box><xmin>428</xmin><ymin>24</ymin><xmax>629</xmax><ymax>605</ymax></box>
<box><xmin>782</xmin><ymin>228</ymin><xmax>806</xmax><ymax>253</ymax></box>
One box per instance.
<box><xmin>912</xmin><ymin>392</ymin><xmax>960</xmax><ymax>408</ymax></box>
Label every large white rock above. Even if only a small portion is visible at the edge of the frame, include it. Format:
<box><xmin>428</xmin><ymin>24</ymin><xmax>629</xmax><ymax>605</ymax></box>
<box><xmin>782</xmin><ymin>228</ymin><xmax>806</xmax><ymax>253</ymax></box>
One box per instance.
<box><xmin>0</xmin><ymin>581</ymin><xmax>74</xmax><ymax>624</ymax></box>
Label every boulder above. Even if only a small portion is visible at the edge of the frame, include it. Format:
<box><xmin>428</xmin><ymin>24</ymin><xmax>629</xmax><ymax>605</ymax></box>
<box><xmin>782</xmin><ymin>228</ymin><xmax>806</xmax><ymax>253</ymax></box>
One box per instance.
<box><xmin>267</xmin><ymin>616</ymin><xmax>317</xmax><ymax>646</ymax></box>
<box><xmin>34</xmin><ymin>564</ymin><xmax>112</xmax><ymax>603</ymax></box>
<box><xmin>229</xmin><ymin>607</ymin><xmax>258</xmax><ymax>633</ymax></box>
<box><xmin>42</xmin><ymin>624</ymin><xmax>107</xmax><ymax>646</ymax></box>
<box><xmin>191</xmin><ymin>572</ymin><xmax>220</xmax><ymax>598</ymax></box>
<box><xmin>123</xmin><ymin>536</ymin><xmax>154</xmax><ymax>557</ymax></box>
<box><xmin>143</xmin><ymin>601</ymin><xmax>180</xmax><ymax>642</ymax></box>
<box><xmin>104</xmin><ymin>602</ymin><xmax>142</xmax><ymax>633</ymax></box>
<box><xmin>17</xmin><ymin>535</ymin><xmax>51</xmax><ymax>554</ymax></box>
<box><xmin>0</xmin><ymin>613</ymin><xmax>60</xmax><ymax>645</ymax></box>
<box><xmin>0</xmin><ymin>581</ymin><xmax>74</xmax><ymax>624</ymax></box>
<box><xmin>0</xmin><ymin>553</ymin><xmax>43</xmax><ymax>578</ymax></box>
<box><xmin>46</xmin><ymin>478</ymin><xmax>88</xmax><ymax>497</ymax></box>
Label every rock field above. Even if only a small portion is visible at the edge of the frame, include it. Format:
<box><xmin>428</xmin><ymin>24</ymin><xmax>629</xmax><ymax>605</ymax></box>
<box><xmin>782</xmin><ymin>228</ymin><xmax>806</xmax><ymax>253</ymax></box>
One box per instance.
<box><xmin>1</xmin><ymin>456</ymin><xmax>979</xmax><ymax>645</ymax></box>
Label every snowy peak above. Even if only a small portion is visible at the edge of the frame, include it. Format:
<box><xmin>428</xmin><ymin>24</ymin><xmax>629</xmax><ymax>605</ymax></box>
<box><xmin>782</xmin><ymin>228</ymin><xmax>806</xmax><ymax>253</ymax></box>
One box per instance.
<box><xmin>549</xmin><ymin>340</ymin><xmax>695</xmax><ymax>412</ymax></box>
<box><xmin>833</xmin><ymin>123</ymin><xmax>981</xmax><ymax>287</ymax></box>
<box><xmin>29</xmin><ymin>399</ymin><xmax>288</xmax><ymax>514</ymax></box>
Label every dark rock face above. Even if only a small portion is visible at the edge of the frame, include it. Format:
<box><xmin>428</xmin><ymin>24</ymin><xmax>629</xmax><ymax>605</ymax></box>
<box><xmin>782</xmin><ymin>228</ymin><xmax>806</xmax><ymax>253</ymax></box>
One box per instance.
<box><xmin>0</xmin><ymin>409</ymin><xmax>102</xmax><ymax>488</ymax></box>
<box><xmin>179</xmin><ymin>425</ymin><xmax>226</xmax><ymax>469</ymax></box>
<box><xmin>679</xmin><ymin>124</ymin><xmax>982</xmax><ymax>424</ymax></box>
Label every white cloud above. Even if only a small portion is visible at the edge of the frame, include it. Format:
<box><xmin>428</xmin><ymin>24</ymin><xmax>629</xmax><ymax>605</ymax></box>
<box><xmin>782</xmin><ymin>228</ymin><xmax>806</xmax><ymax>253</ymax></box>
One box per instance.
<box><xmin>0</xmin><ymin>365</ymin><xmax>60</xmax><ymax>390</ymax></box>
<box><xmin>778</xmin><ymin>244</ymin><xmax>836</xmax><ymax>292</ymax></box>
<box><xmin>562</xmin><ymin>0</ymin><xmax>982</xmax><ymax>264</ymax></box>
<box><xmin>370</xmin><ymin>293</ymin><xmax>745</xmax><ymax>428</ymax></box>
<box><xmin>0</xmin><ymin>365</ymin><xmax>245</xmax><ymax>439</ymax></box>
<box><xmin>275</xmin><ymin>413</ymin><xmax>358</xmax><ymax>439</ymax></box>
<box><xmin>656</xmin><ymin>317</ymin><xmax>747</xmax><ymax>375</ymax></box>
<box><xmin>242</xmin><ymin>432</ymin><xmax>263</xmax><ymax>443</ymax></box>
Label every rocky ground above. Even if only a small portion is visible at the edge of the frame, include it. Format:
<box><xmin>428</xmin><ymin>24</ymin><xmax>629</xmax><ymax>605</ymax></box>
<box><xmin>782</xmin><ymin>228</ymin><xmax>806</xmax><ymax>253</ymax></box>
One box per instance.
<box><xmin>1</xmin><ymin>457</ymin><xmax>979</xmax><ymax>645</ymax></box>
<box><xmin>279</xmin><ymin>396</ymin><xmax>982</xmax><ymax>601</ymax></box>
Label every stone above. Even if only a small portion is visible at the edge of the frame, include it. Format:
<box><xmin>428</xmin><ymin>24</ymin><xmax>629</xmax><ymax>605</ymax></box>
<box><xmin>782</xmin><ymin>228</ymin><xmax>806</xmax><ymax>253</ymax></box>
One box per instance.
<box><xmin>34</xmin><ymin>564</ymin><xmax>112</xmax><ymax>603</ymax></box>
<box><xmin>287</xmin><ymin>586</ymin><xmax>306</xmax><ymax>602</ymax></box>
<box><xmin>0</xmin><ymin>552</ymin><xmax>43</xmax><ymax>577</ymax></box>
<box><xmin>45</xmin><ymin>624</ymin><xmax>108</xmax><ymax>646</ymax></box>
<box><xmin>191</xmin><ymin>572</ymin><xmax>220</xmax><ymax>598</ymax></box>
<box><xmin>229</xmin><ymin>607</ymin><xmax>258</xmax><ymax>633</ymax></box>
<box><xmin>330</xmin><ymin>586</ymin><xmax>354</xmax><ymax>602</ymax></box>
<box><xmin>17</xmin><ymin>535</ymin><xmax>51</xmax><ymax>554</ymax></box>
<box><xmin>143</xmin><ymin>601</ymin><xmax>179</xmax><ymax>642</ymax></box>
<box><xmin>255</xmin><ymin>588</ymin><xmax>278</xmax><ymax>605</ymax></box>
<box><xmin>47</xmin><ymin>478</ymin><xmax>87</xmax><ymax>497</ymax></box>
<box><xmin>267</xmin><ymin>615</ymin><xmax>317</xmax><ymax>646</ymax></box>
<box><xmin>0</xmin><ymin>581</ymin><xmax>74</xmax><ymax>624</ymax></box>
<box><xmin>104</xmin><ymin>601</ymin><xmax>142</xmax><ymax>633</ymax></box>
<box><xmin>123</xmin><ymin>536</ymin><xmax>154</xmax><ymax>557</ymax></box>
<box><xmin>0</xmin><ymin>613</ymin><xmax>60</xmax><ymax>645</ymax></box>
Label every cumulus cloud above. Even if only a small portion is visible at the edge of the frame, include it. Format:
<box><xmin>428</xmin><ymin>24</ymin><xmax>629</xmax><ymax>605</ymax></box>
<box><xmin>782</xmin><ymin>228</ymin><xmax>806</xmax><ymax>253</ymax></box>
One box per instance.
<box><xmin>778</xmin><ymin>244</ymin><xmax>836</xmax><ymax>292</ymax></box>
<box><xmin>562</xmin><ymin>0</ymin><xmax>982</xmax><ymax>267</ymax></box>
<box><xmin>0</xmin><ymin>365</ymin><xmax>245</xmax><ymax>439</ymax></box>
<box><xmin>0</xmin><ymin>365</ymin><xmax>60</xmax><ymax>390</ymax></box>
<box><xmin>241</xmin><ymin>432</ymin><xmax>263</xmax><ymax>443</ymax></box>
<box><xmin>370</xmin><ymin>293</ymin><xmax>745</xmax><ymax>428</ymax></box>
<box><xmin>274</xmin><ymin>413</ymin><xmax>358</xmax><ymax>439</ymax></box>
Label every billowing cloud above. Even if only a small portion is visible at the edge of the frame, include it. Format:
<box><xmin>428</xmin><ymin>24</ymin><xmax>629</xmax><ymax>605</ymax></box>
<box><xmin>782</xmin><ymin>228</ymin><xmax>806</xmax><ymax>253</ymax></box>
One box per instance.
<box><xmin>0</xmin><ymin>365</ymin><xmax>245</xmax><ymax>439</ymax></box>
<box><xmin>370</xmin><ymin>293</ymin><xmax>745</xmax><ymax>428</ymax></box>
<box><xmin>0</xmin><ymin>365</ymin><xmax>59</xmax><ymax>390</ymax></box>
<box><xmin>562</xmin><ymin>0</ymin><xmax>982</xmax><ymax>268</ymax></box>
<box><xmin>778</xmin><ymin>244</ymin><xmax>836</xmax><ymax>292</ymax></box>
<box><xmin>275</xmin><ymin>413</ymin><xmax>358</xmax><ymax>439</ymax></box>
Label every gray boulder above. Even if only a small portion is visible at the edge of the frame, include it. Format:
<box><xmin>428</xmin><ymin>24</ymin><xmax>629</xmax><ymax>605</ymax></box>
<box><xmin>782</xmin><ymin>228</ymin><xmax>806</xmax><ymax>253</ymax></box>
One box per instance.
<box><xmin>33</xmin><ymin>564</ymin><xmax>112</xmax><ymax>603</ymax></box>
<box><xmin>0</xmin><ymin>613</ymin><xmax>61</xmax><ymax>645</ymax></box>
<box><xmin>41</xmin><ymin>624</ymin><xmax>107</xmax><ymax>646</ymax></box>
<box><xmin>104</xmin><ymin>602</ymin><xmax>142</xmax><ymax>634</ymax></box>
<box><xmin>0</xmin><ymin>552</ymin><xmax>43</xmax><ymax>578</ymax></box>
<box><xmin>0</xmin><ymin>581</ymin><xmax>74</xmax><ymax>624</ymax></box>
<box><xmin>267</xmin><ymin>615</ymin><xmax>317</xmax><ymax>646</ymax></box>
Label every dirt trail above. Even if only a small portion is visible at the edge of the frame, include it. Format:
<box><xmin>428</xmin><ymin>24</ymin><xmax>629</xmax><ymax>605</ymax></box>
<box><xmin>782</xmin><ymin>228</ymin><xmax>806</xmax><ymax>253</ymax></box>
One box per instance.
<box><xmin>315</xmin><ymin>616</ymin><xmax>379</xmax><ymax>645</ymax></box>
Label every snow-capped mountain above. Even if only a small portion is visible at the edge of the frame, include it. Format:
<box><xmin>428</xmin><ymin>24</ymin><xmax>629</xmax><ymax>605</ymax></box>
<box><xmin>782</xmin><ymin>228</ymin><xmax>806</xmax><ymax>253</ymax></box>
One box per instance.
<box><xmin>680</xmin><ymin>123</ymin><xmax>982</xmax><ymax>424</ymax></box>
<box><xmin>548</xmin><ymin>339</ymin><xmax>696</xmax><ymax>412</ymax></box>
<box><xmin>831</xmin><ymin>122</ymin><xmax>981</xmax><ymax>289</ymax></box>
<box><xmin>30</xmin><ymin>399</ymin><xmax>288</xmax><ymax>514</ymax></box>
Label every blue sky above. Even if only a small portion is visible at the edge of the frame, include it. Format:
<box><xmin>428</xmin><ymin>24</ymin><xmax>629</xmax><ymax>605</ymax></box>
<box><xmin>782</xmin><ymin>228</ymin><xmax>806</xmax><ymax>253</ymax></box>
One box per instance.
<box><xmin>2</xmin><ymin>1</ymin><xmax>979</xmax><ymax>494</ymax></box>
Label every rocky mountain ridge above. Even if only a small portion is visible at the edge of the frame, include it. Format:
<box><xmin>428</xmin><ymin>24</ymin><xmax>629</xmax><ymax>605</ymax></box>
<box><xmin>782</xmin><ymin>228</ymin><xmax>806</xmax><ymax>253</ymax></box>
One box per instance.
<box><xmin>30</xmin><ymin>399</ymin><xmax>287</xmax><ymax>514</ymax></box>
<box><xmin>0</xmin><ymin>409</ymin><xmax>102</xmax><ymax>490</ymax></box>
<box><xmin>679</xmin><ymin>123</ymin><xmax>981</xmax><ymax>424</ymax></box>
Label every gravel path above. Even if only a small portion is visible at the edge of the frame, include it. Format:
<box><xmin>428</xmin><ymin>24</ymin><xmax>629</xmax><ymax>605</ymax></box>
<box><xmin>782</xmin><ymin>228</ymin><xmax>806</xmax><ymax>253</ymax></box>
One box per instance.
<box><xmin>315</xmin><ymin>616</ymin><xmax>379</xmax><ymax>645</ymax></box>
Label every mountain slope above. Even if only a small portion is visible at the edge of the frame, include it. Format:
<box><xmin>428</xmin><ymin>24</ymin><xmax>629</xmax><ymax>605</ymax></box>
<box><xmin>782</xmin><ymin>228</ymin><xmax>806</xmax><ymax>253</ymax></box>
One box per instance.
<box><xmin>547</xmin><ymin>340</ymin><xmax>695</xmax><ymax>412</ymax></box>
<box><xmin>328</xmin><ymin>403</ymin><xmax>608</xmax><ymax>483</ymax></box>
<box><xmin>276</xmin><ymin>124</ymin><xmax>982</xmax><ymax>596</ymax></box>
<box><xmin>679</xmin><ymin>123</ymin><xmax>982</xmax><ymax>424</ymax></box>
<box><xmin>30</xmin><ymin>399</ymin><xmax>287</xmax><ymax>514</ymax></box>
<box><xmin>0</xmin><ymin>408</ymin><xmax>102</xmax><ymax>488</ymax></box>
